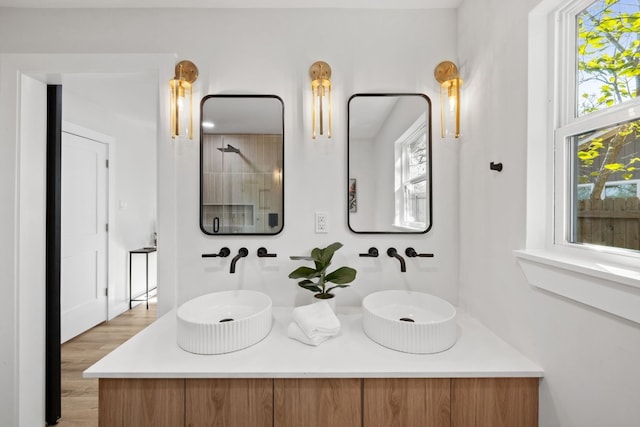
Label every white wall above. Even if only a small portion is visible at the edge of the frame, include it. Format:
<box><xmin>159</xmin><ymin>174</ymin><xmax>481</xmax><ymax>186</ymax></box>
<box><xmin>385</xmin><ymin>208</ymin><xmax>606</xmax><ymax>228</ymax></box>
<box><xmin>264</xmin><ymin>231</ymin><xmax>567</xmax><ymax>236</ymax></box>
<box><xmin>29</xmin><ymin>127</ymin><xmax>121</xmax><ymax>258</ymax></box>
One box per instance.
<box><xmin>457</xmin><ymin>0</ymin><xmax>640</xmax><ymax>425</ymax></box>
<box><xmin>0</xmin><ymin>8</ymin><xmax>459</xmax><ymax>425</ymax></box>
<box><xmin>349</xmin><ymin>136</ymin><xmax>377</xmax><ymax>230</ymax></box>
<box><xmin>168</xmin><ymin>9</ymin><xmax>459</xmax><ymax>307</ymax></box>
<box><xmin>18</xmin><ymin>74</ymin><xmax>47</xmax><ymax>427</ymax></box>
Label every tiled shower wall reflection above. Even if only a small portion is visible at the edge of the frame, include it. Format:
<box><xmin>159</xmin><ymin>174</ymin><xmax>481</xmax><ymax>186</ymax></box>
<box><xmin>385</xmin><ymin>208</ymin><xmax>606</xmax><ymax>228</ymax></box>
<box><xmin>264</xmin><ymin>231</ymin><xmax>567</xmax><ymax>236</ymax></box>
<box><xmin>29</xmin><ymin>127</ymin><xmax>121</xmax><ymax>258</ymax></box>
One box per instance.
<box><xmin>202</xmin><ymin>134</ymin><xmax>283</xmax><ymax>234</ymax></box>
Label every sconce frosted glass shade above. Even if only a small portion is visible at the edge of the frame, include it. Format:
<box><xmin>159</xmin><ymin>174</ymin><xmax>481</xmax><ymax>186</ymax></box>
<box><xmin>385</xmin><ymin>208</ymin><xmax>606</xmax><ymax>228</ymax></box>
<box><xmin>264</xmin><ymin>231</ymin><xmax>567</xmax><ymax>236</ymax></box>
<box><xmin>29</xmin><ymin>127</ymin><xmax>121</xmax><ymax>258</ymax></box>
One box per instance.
<box><xmin>170</xmin><ymin>60</ymin><xmax>198</xmax><ymax>140</ymax></box>
<box><xmin>439</xmin><ymin>77</ymin><xmax>460</xmax><ymax>139</ymax></box>
<box><xmin>434</xmin><ymin>61</ymin><xmax>461</xmax><ymax>139</ymax></box>
<box><xmin>170</xmin><ymin>79</ymin><xmax>193</xmax><ymax>139</ymax></box>
<box><xmin>310</xmin><ymin>61</ymin><xmax>332</xmax><ymax>139</ymax></box>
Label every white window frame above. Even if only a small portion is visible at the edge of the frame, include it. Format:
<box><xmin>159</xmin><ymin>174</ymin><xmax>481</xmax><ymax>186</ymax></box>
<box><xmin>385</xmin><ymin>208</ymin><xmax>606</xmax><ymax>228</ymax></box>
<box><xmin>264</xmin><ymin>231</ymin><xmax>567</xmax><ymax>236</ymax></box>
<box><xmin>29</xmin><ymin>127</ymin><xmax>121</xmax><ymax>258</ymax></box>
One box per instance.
<box><xmin>516</xmin><ymin>0</ymin><xmax>640</xmax><ymax>324</ymax></box>
<box><xmin>394</xmin><ymin>115</ymin><xmax>428</xmax><ymax>231</ymax></box>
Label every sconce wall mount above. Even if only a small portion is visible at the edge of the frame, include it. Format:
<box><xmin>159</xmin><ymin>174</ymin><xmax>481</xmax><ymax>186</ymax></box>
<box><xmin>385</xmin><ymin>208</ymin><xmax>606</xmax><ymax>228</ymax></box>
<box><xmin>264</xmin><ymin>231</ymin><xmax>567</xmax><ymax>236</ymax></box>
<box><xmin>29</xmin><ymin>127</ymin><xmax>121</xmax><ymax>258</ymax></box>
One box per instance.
<box><xmin>434</xmin><ymin>60</ymin><xmax>461</xmax><ymax>139</ymax></box>
<box><xmin>170</xmin><ymin>59</ymin><xmax>199</xmax><ymax>140</ymax></box>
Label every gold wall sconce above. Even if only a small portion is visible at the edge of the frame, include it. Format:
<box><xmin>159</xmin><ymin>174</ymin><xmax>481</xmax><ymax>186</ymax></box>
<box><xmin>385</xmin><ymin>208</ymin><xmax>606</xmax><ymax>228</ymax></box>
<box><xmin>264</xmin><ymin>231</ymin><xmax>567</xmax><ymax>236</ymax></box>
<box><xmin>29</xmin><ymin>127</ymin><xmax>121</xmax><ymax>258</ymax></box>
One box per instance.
<box><xmin>309</xmin><ymin>61</ymin><xmax>332</xmax><ymax>139</ymax></box>
<box><xmin>434</xmin><ymin>61</ymin><xmax>461</xmax><ymax>139</ymax></box>
<box><xmin>170</xmin><ymin>60</ymin><xmax>199</xmax><ymax>139</ymax></box>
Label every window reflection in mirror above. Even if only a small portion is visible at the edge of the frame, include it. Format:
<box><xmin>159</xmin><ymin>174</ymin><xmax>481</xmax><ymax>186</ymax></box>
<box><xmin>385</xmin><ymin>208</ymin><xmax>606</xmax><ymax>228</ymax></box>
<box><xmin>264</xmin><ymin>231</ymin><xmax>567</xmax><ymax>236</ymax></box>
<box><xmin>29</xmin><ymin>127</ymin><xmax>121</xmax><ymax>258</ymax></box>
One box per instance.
<box><xmin>200</xmin><ymin>95</ymin><xmax>284</xmax><ymax>235</ymax></box>
<box><xmin>348</xmin><ymin>93</ymin><xmax>432</xmax><ymax>234</ymax></box>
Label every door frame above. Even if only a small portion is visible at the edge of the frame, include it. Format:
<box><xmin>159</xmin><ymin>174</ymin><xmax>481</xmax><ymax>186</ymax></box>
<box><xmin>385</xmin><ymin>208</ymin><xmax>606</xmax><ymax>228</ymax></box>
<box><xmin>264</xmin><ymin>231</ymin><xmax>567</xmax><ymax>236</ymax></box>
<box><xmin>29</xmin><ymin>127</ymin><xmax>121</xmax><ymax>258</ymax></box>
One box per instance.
<box><xmin>45</xmin><ymin>84</ymin><xmax>62</xmax><ymax>426</ymax></box>
<box><xmin>45</xmin><ymin>97</ymin><xmax>115</xmax><ymax>426</ymax></box>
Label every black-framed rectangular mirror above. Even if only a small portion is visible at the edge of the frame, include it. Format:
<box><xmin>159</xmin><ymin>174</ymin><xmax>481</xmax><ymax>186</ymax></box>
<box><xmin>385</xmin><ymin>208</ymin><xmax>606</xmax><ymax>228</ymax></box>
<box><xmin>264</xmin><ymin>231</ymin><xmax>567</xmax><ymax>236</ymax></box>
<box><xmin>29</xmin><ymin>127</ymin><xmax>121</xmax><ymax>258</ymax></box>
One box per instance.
<box><xmin>348</xmin><ymin>93</ymin><xmax>432</xmax><ymax>234</ymax></box>
<box><xmin>200</xmin><ymin>95</ymin><xmax>284</xmax><ymax>235</ymax></box>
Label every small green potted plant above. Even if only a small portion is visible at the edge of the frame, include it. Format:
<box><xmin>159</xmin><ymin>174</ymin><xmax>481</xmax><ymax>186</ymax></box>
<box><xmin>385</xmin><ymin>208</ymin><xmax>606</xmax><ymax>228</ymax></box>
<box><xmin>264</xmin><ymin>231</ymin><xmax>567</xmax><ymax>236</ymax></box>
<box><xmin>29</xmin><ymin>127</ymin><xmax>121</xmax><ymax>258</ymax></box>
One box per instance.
<box><xmin>289</xmin><ymin>242</ymin><xmax>357</xmax><ymax>301</ymax></box>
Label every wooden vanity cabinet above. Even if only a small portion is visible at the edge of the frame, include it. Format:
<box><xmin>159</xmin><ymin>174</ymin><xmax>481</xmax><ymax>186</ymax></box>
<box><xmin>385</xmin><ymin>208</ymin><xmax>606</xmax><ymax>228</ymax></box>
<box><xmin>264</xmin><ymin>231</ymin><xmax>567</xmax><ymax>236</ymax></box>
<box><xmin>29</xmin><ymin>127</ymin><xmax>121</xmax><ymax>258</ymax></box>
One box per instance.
<box><xmin>185</xmin><ymin>379</ymin><xmax>273</xmax><ymax>427</ymax></box>
<box><xmin>98</xmin><ymin>377</ymin><xmax>538</xmax><ymax>427</ymax></box>
<box><xmin>274</xmin><ymin>378</ymin><xmax>361</xmax><ymax>427</ymax></box>
<box><xmin>363</xmin><ymin>378</ymin><xmax>450</xmax><ymax>427</ymax></box>
<box><xmin>99</xmin><ymin>378</ymin><xmax>185</xmax><ymax>427</ymax></box>
<box><xmin>364</xmin><ymin>377</ymin><xmax>538</xmax><ymax>427</ymax></box>
<box><xmin>451</xmin><ymin>378</ymin><xmax>539</xmax><ymax>427</ymax></box>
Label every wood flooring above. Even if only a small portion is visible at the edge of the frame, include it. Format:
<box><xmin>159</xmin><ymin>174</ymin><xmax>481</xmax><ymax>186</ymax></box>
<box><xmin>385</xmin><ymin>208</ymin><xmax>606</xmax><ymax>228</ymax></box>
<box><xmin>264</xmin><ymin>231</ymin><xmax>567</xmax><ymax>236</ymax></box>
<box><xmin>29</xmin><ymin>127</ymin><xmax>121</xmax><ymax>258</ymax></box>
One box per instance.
<box><xmin>57</xmin><ymin>302</ymin><xmax>157</xmax><ymax>426</ymax></box>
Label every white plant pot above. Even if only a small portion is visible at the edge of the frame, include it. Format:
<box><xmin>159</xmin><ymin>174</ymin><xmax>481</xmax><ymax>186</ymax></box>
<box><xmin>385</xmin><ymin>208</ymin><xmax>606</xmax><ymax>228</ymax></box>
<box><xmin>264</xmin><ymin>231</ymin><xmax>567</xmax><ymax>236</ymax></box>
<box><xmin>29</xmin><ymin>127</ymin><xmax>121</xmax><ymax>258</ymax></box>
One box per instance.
<box><xmin>314</xmin><ymin>294</ymin><xmax>336</xmax><ymax>311</ymax></box>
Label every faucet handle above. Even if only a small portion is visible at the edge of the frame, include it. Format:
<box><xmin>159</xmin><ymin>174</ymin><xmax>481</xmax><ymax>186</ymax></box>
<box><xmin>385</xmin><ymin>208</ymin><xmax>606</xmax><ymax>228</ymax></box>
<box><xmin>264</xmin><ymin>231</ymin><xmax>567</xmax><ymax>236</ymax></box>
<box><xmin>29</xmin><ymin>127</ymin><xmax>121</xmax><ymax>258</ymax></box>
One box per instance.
<box><xmin>405</xmin><ymin>247</ymin><xmax>434</xmax><ymax>258</ymax></box>
<box><xmin>257</xmin><ymin>247</ymin><xmax>277</xmax><ymax>257</ymax></box>
<box><xmin>202</xmin><ymin>247</ymin><xmax>230</xmax><ymax>258</ymax></box>
<box><xmin>359</xmin><ymin>247</ymin><xmax>379</xmax><ymax>257</ymax></box>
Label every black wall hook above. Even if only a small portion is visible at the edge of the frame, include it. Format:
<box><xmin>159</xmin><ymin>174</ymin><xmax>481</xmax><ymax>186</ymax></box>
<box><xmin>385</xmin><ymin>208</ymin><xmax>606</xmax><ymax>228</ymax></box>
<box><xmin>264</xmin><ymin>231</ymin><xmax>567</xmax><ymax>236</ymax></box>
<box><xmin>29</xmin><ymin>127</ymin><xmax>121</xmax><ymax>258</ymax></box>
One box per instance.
<box><xmin>490</xmin><ymin>162</ymin><xmax>503</xmax><ymax>172</ymax></box>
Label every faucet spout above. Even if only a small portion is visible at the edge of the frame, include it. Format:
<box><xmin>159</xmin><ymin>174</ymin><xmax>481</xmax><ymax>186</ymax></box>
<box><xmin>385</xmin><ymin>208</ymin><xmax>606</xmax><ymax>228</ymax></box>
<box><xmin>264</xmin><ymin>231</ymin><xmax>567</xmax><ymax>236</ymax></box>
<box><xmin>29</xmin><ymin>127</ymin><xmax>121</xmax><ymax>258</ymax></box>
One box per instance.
<box><xmin>230</xmin><ymin>247</ymin><xmax>248</xmax><ymax>273</ymax></box>
<box><xmin>387</xmin><ymin>247</ymin><xmax>406</xmax><ymax>273</ymax></box>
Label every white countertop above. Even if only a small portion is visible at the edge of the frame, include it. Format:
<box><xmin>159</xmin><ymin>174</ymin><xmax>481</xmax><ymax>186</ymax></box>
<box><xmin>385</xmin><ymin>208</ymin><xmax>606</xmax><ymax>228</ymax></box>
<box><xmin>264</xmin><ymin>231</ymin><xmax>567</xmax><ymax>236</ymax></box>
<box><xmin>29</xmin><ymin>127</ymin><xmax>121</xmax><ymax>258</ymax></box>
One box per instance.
<box><xmin>84</xmin><ymin>307</ymin><xmax>543</xmax><ymax>379</ymax></box>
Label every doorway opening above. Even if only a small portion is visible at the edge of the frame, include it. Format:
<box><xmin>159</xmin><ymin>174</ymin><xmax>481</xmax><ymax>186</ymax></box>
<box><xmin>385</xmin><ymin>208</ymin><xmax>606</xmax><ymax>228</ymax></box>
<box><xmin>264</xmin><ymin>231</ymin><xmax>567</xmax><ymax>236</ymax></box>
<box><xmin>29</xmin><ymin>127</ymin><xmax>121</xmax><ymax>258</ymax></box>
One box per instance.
<box><xmin>7</xmin><ymin>53</ymin><xmax>172</xmax><ymax>427</ymax></box>
<box><xmin>37</xmin><ymin>72</ymin><xmax>159</xmax><ymax>425</ymax></box>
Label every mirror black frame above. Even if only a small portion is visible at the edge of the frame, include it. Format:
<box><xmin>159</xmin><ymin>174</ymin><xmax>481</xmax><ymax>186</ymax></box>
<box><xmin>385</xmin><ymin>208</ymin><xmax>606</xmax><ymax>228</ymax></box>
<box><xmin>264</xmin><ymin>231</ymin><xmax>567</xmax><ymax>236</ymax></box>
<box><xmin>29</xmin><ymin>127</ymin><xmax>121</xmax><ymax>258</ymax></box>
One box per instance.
<box><xmin>347</xmin><ymin>93</ymin><xmax>433</xmax><ymax>234</ymax></box>
<box><xmin>199</xmin><ymin>94</ymin><xmax>285</xmax><ymax>236</ymax></box>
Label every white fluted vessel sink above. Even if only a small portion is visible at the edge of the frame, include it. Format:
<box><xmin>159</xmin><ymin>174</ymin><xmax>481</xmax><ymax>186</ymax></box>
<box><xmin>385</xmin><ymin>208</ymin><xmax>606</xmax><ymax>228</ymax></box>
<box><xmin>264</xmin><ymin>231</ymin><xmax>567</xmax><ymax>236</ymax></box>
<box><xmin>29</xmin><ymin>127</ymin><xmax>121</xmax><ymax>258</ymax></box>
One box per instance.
<box><xmin>362</xmin><ymin>290</ymin><xmax>457</xmax><ymax>354</ymax></box>
<box><xmin>177</xmin><ymin>290</ymin><xmax>272</xmax><ymax>354</ymax></box>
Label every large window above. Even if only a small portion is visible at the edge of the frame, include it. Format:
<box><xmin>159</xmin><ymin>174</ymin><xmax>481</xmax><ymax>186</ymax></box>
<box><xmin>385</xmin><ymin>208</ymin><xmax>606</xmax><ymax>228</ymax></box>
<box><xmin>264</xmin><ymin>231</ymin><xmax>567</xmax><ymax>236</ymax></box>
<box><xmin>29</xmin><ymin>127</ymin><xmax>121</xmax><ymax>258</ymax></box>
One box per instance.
<box><xmin>557</xmin><ymin>0</ymin><xmax>640</xmax><ymax>253</ymax></box>
<box><xmin>521</xmin><ymin>0</ymin><xmax>640</xmax><ymax>323</ymax></box>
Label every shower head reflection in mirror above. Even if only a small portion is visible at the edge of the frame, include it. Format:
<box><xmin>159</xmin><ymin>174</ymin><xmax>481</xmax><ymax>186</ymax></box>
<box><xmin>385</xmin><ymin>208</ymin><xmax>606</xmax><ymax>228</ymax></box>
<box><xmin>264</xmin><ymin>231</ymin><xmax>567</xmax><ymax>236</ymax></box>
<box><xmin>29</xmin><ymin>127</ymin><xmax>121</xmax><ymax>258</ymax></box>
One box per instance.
<box><xmin>216</xmin><ymin>144</ymin><xmax>241</xmax><ymax>154</ymax></box>
<box><xmin>200</xmin><ymin>95</ymin><xmax>284</xmax><ymax>236</ymax></box>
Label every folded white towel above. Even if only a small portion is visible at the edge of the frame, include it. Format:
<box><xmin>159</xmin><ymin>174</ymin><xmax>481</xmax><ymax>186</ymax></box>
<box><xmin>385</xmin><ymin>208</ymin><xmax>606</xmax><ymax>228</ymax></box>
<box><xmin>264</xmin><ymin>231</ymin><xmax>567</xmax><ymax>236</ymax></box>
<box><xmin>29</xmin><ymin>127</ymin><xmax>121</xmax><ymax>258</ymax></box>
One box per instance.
<box><xmin>292</xmin><ymin>300</ymin><xmax>341</xmax><ymax>339</ymax></box>
<box><xmin>287</xmin><ymin>322</ymin><xmax>330</xmax><ymax>346</ymax></box>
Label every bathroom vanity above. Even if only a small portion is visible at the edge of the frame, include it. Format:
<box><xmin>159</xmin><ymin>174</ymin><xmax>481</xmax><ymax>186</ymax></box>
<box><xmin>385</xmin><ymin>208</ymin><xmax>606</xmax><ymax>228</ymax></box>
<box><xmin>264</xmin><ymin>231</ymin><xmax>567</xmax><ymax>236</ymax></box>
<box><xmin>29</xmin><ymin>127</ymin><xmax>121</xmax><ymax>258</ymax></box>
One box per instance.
<box><xmin>85</xmin><ymin>308</ymin><xmax>542</xmax><ymax>426</ymax></box>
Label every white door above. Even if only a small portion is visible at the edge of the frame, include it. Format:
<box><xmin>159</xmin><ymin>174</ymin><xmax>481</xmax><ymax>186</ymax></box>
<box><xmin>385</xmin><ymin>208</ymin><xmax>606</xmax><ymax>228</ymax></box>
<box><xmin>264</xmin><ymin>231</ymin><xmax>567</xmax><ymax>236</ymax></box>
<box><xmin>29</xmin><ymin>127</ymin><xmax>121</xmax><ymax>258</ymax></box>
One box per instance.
<box><xmin>60</xmin><ymin>131</ymin><xmax>108</xmax><ymax>343</ymax></box>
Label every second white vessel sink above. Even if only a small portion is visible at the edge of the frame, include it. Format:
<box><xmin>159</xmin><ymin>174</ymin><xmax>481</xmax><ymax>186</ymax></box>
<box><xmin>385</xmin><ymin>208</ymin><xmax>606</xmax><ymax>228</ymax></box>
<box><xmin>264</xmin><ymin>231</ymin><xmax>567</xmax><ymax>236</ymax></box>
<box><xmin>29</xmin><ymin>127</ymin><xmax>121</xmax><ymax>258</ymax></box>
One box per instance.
<box><xmin>177</xmin><ymin>290</ymin><xmax>272</xmax><ymax>355</ymax></box>
<box><xmin>362</xmin><ymin>290</ymin><xmax>457</xmax><ymax>354</ymax></box>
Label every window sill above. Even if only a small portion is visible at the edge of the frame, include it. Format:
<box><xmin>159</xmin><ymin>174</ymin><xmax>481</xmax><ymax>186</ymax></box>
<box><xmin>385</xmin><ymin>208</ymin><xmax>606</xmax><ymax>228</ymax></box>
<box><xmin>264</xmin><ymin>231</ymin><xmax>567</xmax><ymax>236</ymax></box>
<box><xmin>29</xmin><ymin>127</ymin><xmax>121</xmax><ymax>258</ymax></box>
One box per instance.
<box><xmin>392</xmin><ymin>223</ymin><xmax>425</xmax><ymax>232</ymax></box>
<box><xmin>514</xmin><ymin>249</ymin><xmax>640</xmax><ymax>324</ymax></box>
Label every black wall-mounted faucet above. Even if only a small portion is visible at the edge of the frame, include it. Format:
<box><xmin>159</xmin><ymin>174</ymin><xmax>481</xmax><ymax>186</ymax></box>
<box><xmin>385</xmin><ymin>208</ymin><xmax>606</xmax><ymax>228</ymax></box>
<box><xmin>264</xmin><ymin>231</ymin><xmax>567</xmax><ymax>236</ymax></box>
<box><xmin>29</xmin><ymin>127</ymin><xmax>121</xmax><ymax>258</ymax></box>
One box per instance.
<box><xmin>257</xmin><ymin>247</ymin><xmax>277</xmax><ymax>258</ymax></box>
<box><xmin>387</xmin><ymin>247</ymin><xmax>406</xmax><ymax>273</ymax></box>
<box><xmin>405</xmin><ymin>247</ymin><xmax>435</xmax><ymax>258</ymax></box>
<box><xmin>230</xmin><ymin>247</ymin><xmax>249</xmax><ymax>273</ymax></box>
<box><xmin>202</xmin><ymin>247</ymin><xmax>231</xmax><ymax>258</ymax></box>
<box><xmin>359</xmin><ymin>247</ymin><xmax>379</xmax><ymax>257</ymax></box>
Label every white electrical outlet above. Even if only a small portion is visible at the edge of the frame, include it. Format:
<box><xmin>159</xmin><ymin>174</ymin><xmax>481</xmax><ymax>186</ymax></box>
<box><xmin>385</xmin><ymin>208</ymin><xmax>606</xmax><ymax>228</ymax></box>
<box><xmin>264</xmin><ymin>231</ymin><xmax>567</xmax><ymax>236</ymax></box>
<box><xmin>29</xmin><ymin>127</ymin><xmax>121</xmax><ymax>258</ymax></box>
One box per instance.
<box><xmin>315</xmin><ymin>212</ymin><xmax>328</xmax><ymax>233</ymax></box>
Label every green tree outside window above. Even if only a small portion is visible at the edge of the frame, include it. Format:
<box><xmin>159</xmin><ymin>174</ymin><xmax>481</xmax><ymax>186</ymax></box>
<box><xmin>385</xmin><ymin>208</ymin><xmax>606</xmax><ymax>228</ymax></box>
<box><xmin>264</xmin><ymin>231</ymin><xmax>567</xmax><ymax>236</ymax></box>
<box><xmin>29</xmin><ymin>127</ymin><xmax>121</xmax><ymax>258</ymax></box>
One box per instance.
<box><xmin>576</xmin><ymin>0</ymin><xmax>640</xmax><ymax>200</ymax></box>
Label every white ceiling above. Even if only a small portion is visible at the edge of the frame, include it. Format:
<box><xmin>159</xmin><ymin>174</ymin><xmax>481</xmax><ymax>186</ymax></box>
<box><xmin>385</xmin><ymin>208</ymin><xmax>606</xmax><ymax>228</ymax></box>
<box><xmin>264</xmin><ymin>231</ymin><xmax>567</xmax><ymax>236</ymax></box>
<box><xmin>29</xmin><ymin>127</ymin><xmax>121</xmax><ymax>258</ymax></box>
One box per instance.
<box><xmin>0</xmin><ymin>0</ymin><xmax>461</xmax><ymax>8</ymax></box>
